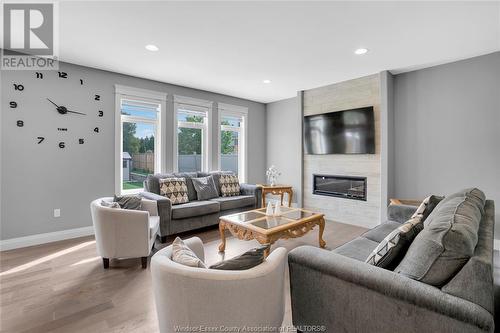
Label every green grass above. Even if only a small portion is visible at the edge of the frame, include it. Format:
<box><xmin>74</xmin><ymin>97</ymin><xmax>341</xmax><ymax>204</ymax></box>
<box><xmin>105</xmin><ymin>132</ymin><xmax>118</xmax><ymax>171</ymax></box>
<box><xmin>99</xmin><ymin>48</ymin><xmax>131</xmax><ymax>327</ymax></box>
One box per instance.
<box><xmin>131</xmin><ymin>168</ymin><xmax>152</xmax><ymax>176</ymax></box>
<box><xmin>122</xmin><ymin>181</ymin><xmax>144</xmax><ymax>190</ymax></box>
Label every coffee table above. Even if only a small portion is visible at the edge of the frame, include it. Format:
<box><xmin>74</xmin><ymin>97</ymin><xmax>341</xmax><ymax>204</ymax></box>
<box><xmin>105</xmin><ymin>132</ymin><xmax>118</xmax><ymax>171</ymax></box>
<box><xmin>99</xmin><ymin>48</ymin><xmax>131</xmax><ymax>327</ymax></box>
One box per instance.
<box><xmin>218</xmin><ymin>207</ymin><xmax>326</xmax><ymax>256</ymax></box>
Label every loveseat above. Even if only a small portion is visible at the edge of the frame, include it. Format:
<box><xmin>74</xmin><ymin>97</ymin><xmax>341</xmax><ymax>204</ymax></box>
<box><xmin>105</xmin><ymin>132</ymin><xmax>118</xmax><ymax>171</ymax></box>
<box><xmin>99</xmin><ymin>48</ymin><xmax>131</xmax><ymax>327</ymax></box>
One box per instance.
<box><xmin>288</xmin><ymin>189</ymin><xmax>495</xmax><ymax>332</ymax></box>
<box><xmin>140</xmin><ymin>171</ymin><xmax>262</xmax><ymax>243</ymax></box>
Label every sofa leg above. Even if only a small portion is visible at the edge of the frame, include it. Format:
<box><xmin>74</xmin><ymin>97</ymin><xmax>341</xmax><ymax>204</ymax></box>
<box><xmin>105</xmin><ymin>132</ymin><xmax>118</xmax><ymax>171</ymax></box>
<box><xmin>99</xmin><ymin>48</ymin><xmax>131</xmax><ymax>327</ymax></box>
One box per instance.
<box><xmin>102</xmin><ymin>258</ymin><xmax>109</xmax><ymax>269</ymax></box>
<box><xmin>160</xmin><ymin>235</ymin><xmax>167</xmax><ymax>244</ymax></box>
<box><xmin>141</xmin><ymin>257</ymin><xmax>148</xmax><ymax>269</ymax></box>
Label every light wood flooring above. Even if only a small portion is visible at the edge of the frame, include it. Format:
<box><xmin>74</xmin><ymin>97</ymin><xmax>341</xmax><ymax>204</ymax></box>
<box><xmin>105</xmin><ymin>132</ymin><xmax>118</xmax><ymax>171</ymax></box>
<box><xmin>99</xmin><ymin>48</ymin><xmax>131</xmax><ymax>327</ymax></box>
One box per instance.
<box><xmin>0</xmin><ymin>220</ymin><xmax>367</xmax><ymax>333</ymax></box>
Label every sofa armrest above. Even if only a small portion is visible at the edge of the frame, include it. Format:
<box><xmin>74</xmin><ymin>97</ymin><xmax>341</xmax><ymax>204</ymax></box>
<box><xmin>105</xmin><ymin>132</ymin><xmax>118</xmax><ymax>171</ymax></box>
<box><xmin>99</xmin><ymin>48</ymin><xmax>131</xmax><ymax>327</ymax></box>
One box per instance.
<box><xmin>288</xmin><ymin>246</ymin><xmax>493</xmax><ymax>332</ymax></box>
<box><xmin>139</xmin><ymin>191</ymin><xmax>172</xmax><ymax>237</ymax></box>
<box><xmin>240</xmin><ymin>184</ymin><xmax>263</xmax><ymax>208</ymax></box>
<box><xmin>387</xmin><ymin>204</ymin><xmax>418</xmax><ymax>223</ymax></box>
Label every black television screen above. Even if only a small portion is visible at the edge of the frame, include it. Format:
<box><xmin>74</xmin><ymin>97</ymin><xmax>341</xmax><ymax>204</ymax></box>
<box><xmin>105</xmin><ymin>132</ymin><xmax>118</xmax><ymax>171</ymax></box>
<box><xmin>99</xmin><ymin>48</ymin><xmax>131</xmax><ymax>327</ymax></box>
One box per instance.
<box><xmin>303</xmin><ymin>107</ymin><xmax>375</xmax><ymax>154</ymax></box>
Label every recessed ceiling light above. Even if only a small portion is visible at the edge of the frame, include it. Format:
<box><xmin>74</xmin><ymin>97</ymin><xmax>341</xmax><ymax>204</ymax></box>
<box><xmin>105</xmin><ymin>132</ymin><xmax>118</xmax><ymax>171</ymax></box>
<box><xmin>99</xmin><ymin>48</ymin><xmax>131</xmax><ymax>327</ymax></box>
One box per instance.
<box><xmin>354</xmin><ymin>48</ymin><xmax>368</xmax><ymax>55</ymax></box>
<box><xmin>145</xmin><ymin>44</ymin><xmax>159</xmax><ymax>52</ymax></box>
<box><xmin>263</xmin><ymin>79</ymin><xmax>271</xmax><ymax>84</ymax></box>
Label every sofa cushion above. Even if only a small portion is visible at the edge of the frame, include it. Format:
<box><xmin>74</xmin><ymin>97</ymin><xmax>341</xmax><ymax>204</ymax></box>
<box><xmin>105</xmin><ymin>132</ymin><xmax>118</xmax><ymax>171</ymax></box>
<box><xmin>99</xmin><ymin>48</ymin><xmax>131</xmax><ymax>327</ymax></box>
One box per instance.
<box><xmin>366</xmin><ymin>215</ymin><xmax>424</xmax><ymax>269</ymax></box>
<box><xmin>171</xmin><ymin>200</ymin><xmax>220</xmax><ymax>220</ymax></box>
<box><xmin>395</xmin><ymin>188</ymin><xmax>486</xmax><ymax>286</ymax></box>
<box><xmin>145</xmin><ymin>173</ymin><xmax>174</xmax><ymax>194</ymax></box>
<box><xmin>159</xmin><ymin>177</ymin><xmax>189</xmax><ymax>205</ymax></box>
<box><xmin>209</xmin><ymin>246</ymin><xmax>268</xmax><ymax>270</ymax></box>
<box><xmin>198</xmin><ymin>171</ymin><xmax>234</xmax><ymax>196</ymax></box>
<box><xmin>332</xmin><ymin>237</ymin><xmax>380</xmax><ymax>262</ymax></box>
<box><xmin>173</xmin><ymin>172</ymin><xmax>198</xmax><ymax>201</ymax></box>
<box><xmin>192</xmin><ymin>176</ymin><xmax>219</xmax><ymax>200</ymax></box>
<box><xmin>171</xmin><ymin>237</ymin><xmax>207</xmax><ymax>268</ymax></box>
<box><xmin>220</xmin><ymin>174</ymin><xmax>240</xmax><ymax>197</ymax></box>
<box><xmin>362</xmin><ymin>221</ymin><xmax>401</xmax><ymax>243</ymax></box>
<box><xmin>210</xmin><ymin>195</ymin><xmax>255</xmax><ymax>211</ymax></box>
<box><xmin>113</xmin><ymin>194</ymin><xmax>142</xmax><ymax>210</ymax></box>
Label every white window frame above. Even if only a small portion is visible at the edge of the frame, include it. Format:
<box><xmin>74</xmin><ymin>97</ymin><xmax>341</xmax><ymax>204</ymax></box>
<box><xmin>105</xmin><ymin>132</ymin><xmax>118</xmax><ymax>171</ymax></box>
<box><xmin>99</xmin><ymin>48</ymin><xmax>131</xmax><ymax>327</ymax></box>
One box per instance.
<box><xmin>115</xmin><ymin>85</ymin><xmax>167</xmax><ymax>194</ymax></box>
<box><xmin>217</xmin><ymin>103</ymin><xmax>248</xmax><ymax>183</ymax></box>
<box><xmin>173</xmin><ymin>95</ymin><xmax>212</xmax><ymax>173</ymax></box>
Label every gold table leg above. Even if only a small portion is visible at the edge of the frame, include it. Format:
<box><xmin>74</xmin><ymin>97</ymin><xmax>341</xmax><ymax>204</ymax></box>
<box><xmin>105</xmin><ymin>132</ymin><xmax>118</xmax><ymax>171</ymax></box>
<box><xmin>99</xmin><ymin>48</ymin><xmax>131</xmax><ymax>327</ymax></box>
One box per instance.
<box><xmin>218</xmin><ymin>222</ymin><xmax>226</xmax><ymax>252</ymax></box>
<box><xmin>318</xmin><ymin>217</ymin><xmax>326</xmax><ymax>248</ymax></box>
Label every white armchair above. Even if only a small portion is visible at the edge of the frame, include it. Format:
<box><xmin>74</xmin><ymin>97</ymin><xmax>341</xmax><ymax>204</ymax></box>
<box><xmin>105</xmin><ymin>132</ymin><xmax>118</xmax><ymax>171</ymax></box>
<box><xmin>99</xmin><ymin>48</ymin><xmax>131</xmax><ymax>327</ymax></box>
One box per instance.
<box><xmin>90</xmin><ymin>197</ymin><xmax>160</xmax><ymax>269</ymax></box>
<box><xmin>151</xmin><ymin>237</ymin><xmax>287</xmax><ymax>333</ymax></box>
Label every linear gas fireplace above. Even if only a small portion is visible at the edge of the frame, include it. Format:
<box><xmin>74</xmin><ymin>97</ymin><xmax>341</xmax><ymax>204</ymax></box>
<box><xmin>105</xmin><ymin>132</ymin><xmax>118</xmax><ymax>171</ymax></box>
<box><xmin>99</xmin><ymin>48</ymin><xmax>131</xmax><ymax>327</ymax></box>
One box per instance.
<box><xmin>313</xmin><ymin>174</ymin><xmax>367</xmax><ymax>201</ymax></box>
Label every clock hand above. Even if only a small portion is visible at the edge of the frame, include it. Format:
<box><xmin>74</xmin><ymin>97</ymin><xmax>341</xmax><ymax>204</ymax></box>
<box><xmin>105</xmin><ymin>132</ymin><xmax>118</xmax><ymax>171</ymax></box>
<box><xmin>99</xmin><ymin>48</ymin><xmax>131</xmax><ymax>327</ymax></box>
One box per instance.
<box><xmin>66</xmin><ymin>110</ymin><xmax>87</xmax><ymax>115</ymax></box>
<box><xmin>47</xmin><ymin>98</ymin><xmax>60</xmax><ymax>108</ymax></box>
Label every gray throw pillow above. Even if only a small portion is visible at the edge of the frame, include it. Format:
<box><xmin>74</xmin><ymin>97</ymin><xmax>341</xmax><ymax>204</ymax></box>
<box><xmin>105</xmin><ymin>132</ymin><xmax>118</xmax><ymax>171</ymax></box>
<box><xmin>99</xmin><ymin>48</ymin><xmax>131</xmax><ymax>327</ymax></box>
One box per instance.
<box><xmin>395</xmin><ymin>188</ymin><xmax>485</xmax><ymax>286</ymax></box>
<box><xmin>101</xmin><ymin>200</ymin><xmax>120</xmax><ymax>208</ymax></box>
<box><xmin>209</xmin><ymin>246</ymin><xmax>268</xmax><ymax>270</ymax></box>
<box><xmin>113</xmin><ymin>194</ymin><xmax>142</xmax><ymax>210</ymax></box>
<box><xmin>171</xmin><ymin>237</ymin><xmax>207</xmax><ymax>268</ymax></box>
<box><xmin>192</xmin><ymin>176</ymin><xmax>219</xmax><ymax>200</ymax></box>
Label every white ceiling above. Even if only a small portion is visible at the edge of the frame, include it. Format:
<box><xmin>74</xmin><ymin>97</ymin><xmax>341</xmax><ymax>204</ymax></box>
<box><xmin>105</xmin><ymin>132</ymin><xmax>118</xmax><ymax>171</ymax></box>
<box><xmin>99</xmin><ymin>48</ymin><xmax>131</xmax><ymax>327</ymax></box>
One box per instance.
<box><xmin>55</xmin><ymin>1</ymin><xmax>500</xmax><ymax>103</ymax></box>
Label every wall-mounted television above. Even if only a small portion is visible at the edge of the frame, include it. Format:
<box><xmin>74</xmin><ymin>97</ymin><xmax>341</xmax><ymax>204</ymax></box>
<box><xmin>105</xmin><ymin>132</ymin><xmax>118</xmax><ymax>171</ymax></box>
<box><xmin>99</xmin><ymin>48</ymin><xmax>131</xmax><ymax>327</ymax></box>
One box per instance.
<box><xmin>303</xmin><ymin>106</ymin><xmax>375</xmax><ymax>154</ymax></box>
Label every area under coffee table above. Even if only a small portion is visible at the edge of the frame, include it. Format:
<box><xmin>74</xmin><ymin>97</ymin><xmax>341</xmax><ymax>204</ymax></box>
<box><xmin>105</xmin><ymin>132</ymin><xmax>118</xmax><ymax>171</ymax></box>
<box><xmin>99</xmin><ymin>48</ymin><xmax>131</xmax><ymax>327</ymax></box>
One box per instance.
<box><xmin>218</xmin><ymin>207</ymin><xmax>326</xmax><ymax>256</ymax></box>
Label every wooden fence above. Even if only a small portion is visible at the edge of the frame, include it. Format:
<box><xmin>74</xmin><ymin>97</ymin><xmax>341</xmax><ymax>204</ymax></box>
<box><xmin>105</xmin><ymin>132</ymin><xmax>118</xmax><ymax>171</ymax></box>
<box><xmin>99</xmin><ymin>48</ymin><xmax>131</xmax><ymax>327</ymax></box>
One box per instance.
<box><xmin>132</xmin><ymin>152</ymin><xmax>154</xmax><ymax>173</ymax></box>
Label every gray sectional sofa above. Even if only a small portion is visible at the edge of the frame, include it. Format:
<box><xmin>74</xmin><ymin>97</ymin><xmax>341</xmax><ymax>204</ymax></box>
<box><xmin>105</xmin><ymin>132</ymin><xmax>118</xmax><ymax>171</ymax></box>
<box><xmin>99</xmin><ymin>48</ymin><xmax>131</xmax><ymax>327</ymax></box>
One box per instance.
<box><xmin>140</xmin><ymin>171</ymin><xmax>262</xmax><ymax>243</ymax></box>
<box><xmin>289</xmin><ymin>189</ymin><xmax>495</xmax><ymax>333</ymax></box>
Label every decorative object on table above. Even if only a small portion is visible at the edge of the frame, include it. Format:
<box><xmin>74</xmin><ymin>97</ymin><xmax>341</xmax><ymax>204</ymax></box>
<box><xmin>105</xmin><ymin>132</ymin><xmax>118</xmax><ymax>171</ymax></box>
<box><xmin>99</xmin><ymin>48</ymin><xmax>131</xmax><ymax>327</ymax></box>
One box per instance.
<box><xmin>274</xmin><ymin>203</ymin><xmax>282</xmax><ymax>216</ymax></box>
<box><xmin>266</xmin><ymin>165</ymin><xmax>281</xmax><ymax>186</ymax></box>
<box><xmin>265</xmin><ymin>202</ymin><xmax>274</xmax><ymax>216</ymax></box>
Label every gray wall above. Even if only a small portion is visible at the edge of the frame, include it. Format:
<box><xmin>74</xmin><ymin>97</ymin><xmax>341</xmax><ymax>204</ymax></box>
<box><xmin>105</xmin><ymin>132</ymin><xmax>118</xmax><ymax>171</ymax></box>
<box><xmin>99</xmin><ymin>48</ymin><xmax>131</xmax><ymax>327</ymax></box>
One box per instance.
<box><xmin>265</xmin><ymin>96</ymin><xmax>302</xmax><ymax>206</ymax></box>
<box><xmin>1</xmin><ymin>61</ymin><xmax>266</xmax><ymax>240</ymax></box>
<box><xmin>393</xmin><ymin>51</ymin><xmax>500</xmax><ymax>237</ymax></box>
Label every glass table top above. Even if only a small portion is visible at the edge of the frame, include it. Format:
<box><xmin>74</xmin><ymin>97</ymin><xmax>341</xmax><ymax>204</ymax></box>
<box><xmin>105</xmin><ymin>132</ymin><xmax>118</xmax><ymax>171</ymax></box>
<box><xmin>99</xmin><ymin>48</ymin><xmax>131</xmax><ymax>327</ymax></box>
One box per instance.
<box><xmin>221</xmin><ymin>207</ymin><xmax>320</xmax><ymax>230</ymax></box>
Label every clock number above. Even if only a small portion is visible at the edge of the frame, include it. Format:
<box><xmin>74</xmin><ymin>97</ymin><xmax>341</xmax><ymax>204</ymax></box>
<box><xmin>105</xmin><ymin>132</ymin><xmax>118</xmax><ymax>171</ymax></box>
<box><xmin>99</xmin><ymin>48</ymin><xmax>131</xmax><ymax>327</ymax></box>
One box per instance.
<box><xmin>17</xmin><ymin>120</ymin><xmax>24</xmax><ymax>127</ymax></box>
<box><xmin>10</xmin><ymin>101</ymin><xmax>17</xmax><ymax>108</ymax></box>
<box><xmin>58</xmin><ymin>71</ymin><xmax>68</xmax><ymax>78</ymax></box>
<box><xmin>98</xmin><ymin>110</ymin><xmax>104</xmax><ymax>117</ymax></box>
<box><xmin>37</xmin><ymin>137</ymin><xmax>45</xmax><ymax>144</ymax></box>
<box><xmin>94</xmin><ymin>127</ymin><xmax>99</xmax><ymax>133</ymax></box>
<box><xmin>79</xmin><ymin>138</ymin><xmax>84</xmax><ymax>144</ymax></box>
<box><xmin>94</xmin><ymin>95</ymin><xmax>100</xmax><ymax>101</ymax></box>
<box><xmin>59</xmin><ymin>142</ymin><xmax>65</xmax><ymax>149</ymax></box>
<box><xmin>36</xmin><ymin>72</ymin><xmax>43</xmax><ymax>79</ymax></box>
<box><xmin>13</xmin><ymin>84</ymin><xmax>24</xmax><ymax>91</ymax></box>
<box><xmin>80</xmin><ymin>79</ymin><xmax>84</xmax><ymax>85</ymax></box>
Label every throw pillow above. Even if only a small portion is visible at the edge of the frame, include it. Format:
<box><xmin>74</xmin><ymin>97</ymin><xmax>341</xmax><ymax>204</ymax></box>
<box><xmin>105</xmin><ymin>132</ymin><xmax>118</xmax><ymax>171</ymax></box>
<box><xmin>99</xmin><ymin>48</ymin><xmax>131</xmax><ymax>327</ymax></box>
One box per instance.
<box><xmin>395</xmin><ymin>188</ymin><xmax>485</xmax><ymax>286</ymax></box>
<box><xmin>113</xmin><ymin>195</ymin><xmax>142</xmax><ymax>210</ymax></box>
<box><xmin>219</xmin><ymin>174</ymin><xmax>240</xmax><ymax>197</ymax></box>
<box><xmin>209</xmin><ymin>246</ymin><xmax>268</xmax><ymax>270</ymax></box>
<box><xmin>365</xmin><ymin>195</ymin><xmax>443</xmax><ymax>269</ymax></box>
<box><xmin>411</xmin><ymin>194</ymin><xmax>444</xmax><ymax>221</ymax></box>
<box><xmin>171</xmin><ymin>237</ymin><xmax>207</xmax><ymax>268</ymax></box>
<box><xmin>101</xmin><ymin>200</ymin><xmax>120</xmax><ymax>208</ymax></box>
<box><xmin>192</xmin><ymin>176</ymin><xmax>219</xmax><ymax>200</ymax></box>
<box><xmin>159</xmin><ymin>177</ymin><xmax>189</xmax><ymax>205</ymax></box>
<box><xmin>365</xmin><ymin>215</ymin><xmax>424</xmax><ymax>269</ymax></box>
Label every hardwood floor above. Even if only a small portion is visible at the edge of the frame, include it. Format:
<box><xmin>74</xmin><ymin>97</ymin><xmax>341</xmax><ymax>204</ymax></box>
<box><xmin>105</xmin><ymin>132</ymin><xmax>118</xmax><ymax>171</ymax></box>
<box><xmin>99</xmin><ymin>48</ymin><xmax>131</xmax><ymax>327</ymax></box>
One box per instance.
<box><xmin>0</xmin><ymin>221</ymin><xmax>367</xmax><ymax>333</ymax></box>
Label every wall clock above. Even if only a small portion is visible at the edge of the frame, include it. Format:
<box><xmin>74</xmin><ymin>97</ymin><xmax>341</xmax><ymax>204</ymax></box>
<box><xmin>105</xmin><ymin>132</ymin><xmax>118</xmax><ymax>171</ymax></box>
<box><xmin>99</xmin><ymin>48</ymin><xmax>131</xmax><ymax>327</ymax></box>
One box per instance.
<box><xmin>8</xmin><ymin>70</ymin><xmax>104</xmax><ymax>149</ymax></box>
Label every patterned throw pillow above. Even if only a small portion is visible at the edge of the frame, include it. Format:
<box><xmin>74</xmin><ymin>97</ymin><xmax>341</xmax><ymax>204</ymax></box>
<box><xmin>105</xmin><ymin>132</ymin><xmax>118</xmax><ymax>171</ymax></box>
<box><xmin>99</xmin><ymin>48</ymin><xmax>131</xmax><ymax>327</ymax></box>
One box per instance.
<box><xmin>219</xmin><ymin>174</ymin><xmax>240</xmax><ymax>197</ymax></box>
<box><xmin>366</xmin><ymin>195</ymin><xmax>442</xmax><ymax>269</ymax></box>
<box><xmin>159</xmin><ymin>177</ymin><xmax>189</xmax><ymax>205</ymax></box>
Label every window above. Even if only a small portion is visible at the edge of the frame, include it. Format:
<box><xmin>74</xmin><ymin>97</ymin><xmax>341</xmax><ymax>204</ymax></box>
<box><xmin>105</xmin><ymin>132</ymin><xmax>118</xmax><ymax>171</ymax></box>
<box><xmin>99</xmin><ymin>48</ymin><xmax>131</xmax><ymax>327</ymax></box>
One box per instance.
<box><xmin>218</xmin><ymin>103</ymin><xmax>248</xmax><ymax>182</ymax></box>
<box><xmin>174</xmin><ymin>96</ymin><xmax>212</xmax><ymax>172</ymax></box>
<box><xmin>115</xmin><ymin>86</ymin><xmax>166</xmax><ymax>194</ymax></box>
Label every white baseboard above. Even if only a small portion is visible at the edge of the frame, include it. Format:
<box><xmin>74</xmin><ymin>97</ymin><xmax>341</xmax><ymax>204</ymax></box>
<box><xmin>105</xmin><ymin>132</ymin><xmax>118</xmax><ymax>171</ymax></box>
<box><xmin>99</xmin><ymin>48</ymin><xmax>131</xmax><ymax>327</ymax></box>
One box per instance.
<box><xmin>0</xmin><ymin>226</ymin><xmax>95</xmax><ymax>251</ymax></box>
<box><xmin>494</xmin><ymin>239</ymin><xmax>500</xmax><ymax>251</ymax></box>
